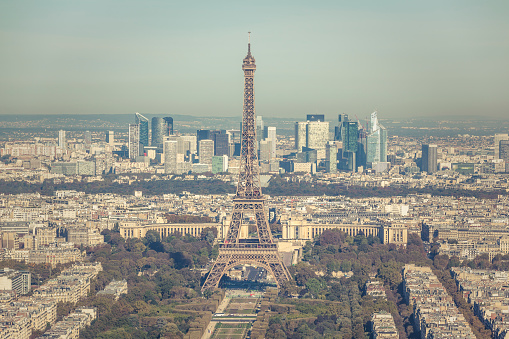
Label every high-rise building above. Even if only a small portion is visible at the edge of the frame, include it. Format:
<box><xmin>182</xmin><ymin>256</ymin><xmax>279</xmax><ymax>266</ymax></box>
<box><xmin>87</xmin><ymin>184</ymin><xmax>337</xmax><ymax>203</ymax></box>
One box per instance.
<box><xmin>295</xmin><ymin>120</ymin><xmax>329</xmax><ymax>157</ymax></box>
<box><xmin>106</xmin><ymin>131</ymin><xmax>114</xmax><ymax>145</ymax></box>
<box><xmin>214</xmin><ymin>133</ymin><xmax>230</xmax><ymax>156</ymax></box>
<box><xmin>58</xmin><ymin>130</ymin><xmax>66</xmax><ymax>149</ymax></box>
<box><xmin>256</xmin><ymin>116</ymin><xmax>264</xmax><ymax>147</ymax></box>
<box><xmin>421</xmin><ymin>144</ymin><xmax>438</xmax><ymax>174</ymax></box>
<box><xmin>325</xmin><ymin>143</ymin><xmax>337</xmax><ymax>173</ymax></box>
<box><xmin>307</xmin><ymin>114</ymin><xmax>325</xmax><ymax>122</ymax></box>
<box><xmin>180</xmin><ymin>135</ymin><xmax>197</xmax><ymax>156</ymax></box>
<box><xmin>263</xmin><ymin>126</ymin><xmax>277</xmax><ymax>159</ymax></box>
<box><xmin>500</xmin><ymin>140</ymin><xmax>509</xmax><ymax>172</ymax></box>
<box><xmin>342</xmin><ymin>121</ymin><xmax>358</xmax><ymax>153</ymax></box>
<box><xmin>259</xmin><ymin>139</ymin><xmax>274</xmax><ymax>162</ymax></box>
<box><xmin>335</xmin><ymin>114</ymin><xmax>349</xmax><ymax>141</ymax></box>
<box><xmin>366</xmin><ymin>111</ymin><xmax>387</xmax><ymax>164</ymax></box>
<box><xmin>306</xmin><ymin>121</ymin><xmax>329</xmax><ymax>150</ymax></box>
<box><xmin>212</xmin><ymin>155</ymin><xmax>229</xmax><ymax>174</ymax></box>
<box><xmin>256</xmin><ymin>116</ymin><xmax>264</xmax><ymax>131</ymax></box>
<box><xmin>164</xmin><ymin>140</ymin><xmax>178</xmax><ymax>174</ymax></box>
<box><xmin>84</xmin><ymin>131</ymin><xmax>92</xmax><ymax>146</ymax></box>
<box><xmin>356</xmin><ymin>128</ymin><xmax>367</xmax><ymax>169</ymax></box>
<box><xmin>197</xmin><ymin>129</ymin><xmax>210</xmax><ymax>142</ymax></box>
<box><xmin>151</xmin><ymin>117</ymin><xmax>165</xmax><ymax>149</ymax></box>
<box><xmin>198</xmin><ymin>139</ymin><xmax>214</xmax><ymax>165</ymax></box>
<box><xmin>295</xmin><ymin>122</ymin><xmax>307</xmax><ymax>151</ymax></box>
<box><xmin>495</xmin><ymin>134</ymin><xmax>509</xmax><ymax>159</ymax></box>
<box><xmin>263</xmin><ymin>126</ymin><xmax>276</xmax><ymax>140</ymax></box>
<box><xmin>164</xmin><ymin>117</ymin><xmax>174</xmax><ymax>135</ymax></box>
<box><xmin>128</xmin><ymin>124</ymin><xmax>140</xmax><ymax>159</ymax></box>
<box><xmin>135</xmin><ymin>112</ymin><xmax>149</xmax><ymax>150</ymax></box>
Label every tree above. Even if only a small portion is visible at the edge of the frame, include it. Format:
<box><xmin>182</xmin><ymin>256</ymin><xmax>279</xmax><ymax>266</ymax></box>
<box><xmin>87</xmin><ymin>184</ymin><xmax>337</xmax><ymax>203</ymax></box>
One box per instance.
<box><xmin>144</xmin><ymin>230</ymin><xmax>160</xmax><ymax>245</ymax></box>
<box><xmin>200</xmin><ymin>227</ymin><xmax>217</xmax><ymax>244</ymax></box>
<box><xmin>294</xmin><ymin>263</ymin><xmax>317</xmax><ymax>286</ymax></box>
<box><xmin>319</xmin><ymin>229</ymin><xmax>345</xmax><ymax>246</ymax></box>
<box><xmin>305</xmin><ymin>278</ymin><xmax>323</xmax><ymax>298</ymax></box>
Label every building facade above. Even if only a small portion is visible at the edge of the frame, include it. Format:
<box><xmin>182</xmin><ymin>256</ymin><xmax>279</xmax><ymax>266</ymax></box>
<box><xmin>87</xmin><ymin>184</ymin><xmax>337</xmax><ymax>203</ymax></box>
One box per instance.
<box><xmin>421</xmin><ymin>144</ymin><xmax>438</xmax><ymax>174</ymax></box>
<box><xmin>135</xmin><ymin>112</ymin><xmax>149</xmax><ymax>151</ymax></box>
<box><xmin>128</xmin><ymin>124</ymin><xmax>140</xmax><ymax>159</ymax></box>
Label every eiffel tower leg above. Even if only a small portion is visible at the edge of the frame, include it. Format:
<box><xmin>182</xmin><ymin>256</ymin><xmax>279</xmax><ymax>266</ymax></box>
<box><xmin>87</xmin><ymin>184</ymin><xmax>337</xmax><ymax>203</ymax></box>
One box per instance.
<box><xmin>202</xmin><ymin>254</ymin><xmax>231</xmax><ymax>291</ymax></box>
<box><xmin>264</xmin><ymin>253</ymin><xmax>292</xmax><ymax>287</ymax></box>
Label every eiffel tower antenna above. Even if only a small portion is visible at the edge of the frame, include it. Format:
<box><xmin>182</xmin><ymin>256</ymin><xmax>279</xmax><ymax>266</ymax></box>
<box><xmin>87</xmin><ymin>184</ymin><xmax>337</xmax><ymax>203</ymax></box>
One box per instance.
<box><xmin>202</xmin><ymin>36</ymin><xmax>291</xmax><ymax>291</ymax></box>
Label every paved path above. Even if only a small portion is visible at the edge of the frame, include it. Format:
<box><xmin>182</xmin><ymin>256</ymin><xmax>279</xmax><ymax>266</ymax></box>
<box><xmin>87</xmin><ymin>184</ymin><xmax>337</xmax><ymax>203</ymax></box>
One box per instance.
<box><xmin>201</xmin><ymin>293</ymin><xmax>231</xmax><ymax>339</ymax></box>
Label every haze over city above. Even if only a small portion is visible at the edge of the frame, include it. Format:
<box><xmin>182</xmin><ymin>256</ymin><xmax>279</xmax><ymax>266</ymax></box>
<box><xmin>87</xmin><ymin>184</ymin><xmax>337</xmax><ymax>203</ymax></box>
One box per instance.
<box><xmin>1</xmin><ymin>0</ymin><xmax>508</xmax><ymax>119</ymax></box>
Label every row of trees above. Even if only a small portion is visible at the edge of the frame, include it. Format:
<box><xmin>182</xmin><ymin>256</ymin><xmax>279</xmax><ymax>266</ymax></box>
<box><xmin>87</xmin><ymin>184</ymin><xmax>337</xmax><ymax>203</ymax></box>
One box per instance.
<box><xmin>2</xmin><ymin>173</ymin><xmax>506</xmax><ymax>199</ymax></box>
<box><xmin>266</xmin><ymin>176</ymin><xmax>507</xmax><ymax>199</ymax></box>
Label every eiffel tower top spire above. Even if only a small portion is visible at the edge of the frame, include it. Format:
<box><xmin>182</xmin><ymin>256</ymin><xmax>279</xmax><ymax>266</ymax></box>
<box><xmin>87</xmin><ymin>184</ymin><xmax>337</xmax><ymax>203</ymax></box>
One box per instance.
<box><xmin>243</xmin><ymin>33</ymin><xmax>256</xmax><ymax>72</ymax></box>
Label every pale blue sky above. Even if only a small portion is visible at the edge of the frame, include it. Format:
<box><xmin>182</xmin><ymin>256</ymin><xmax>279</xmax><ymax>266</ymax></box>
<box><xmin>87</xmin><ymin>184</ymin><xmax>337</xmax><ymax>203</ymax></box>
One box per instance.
<box><xmin>0</xmin><ymin>0</ymin><xmax>508</xmax><ymax>119</ymax></box>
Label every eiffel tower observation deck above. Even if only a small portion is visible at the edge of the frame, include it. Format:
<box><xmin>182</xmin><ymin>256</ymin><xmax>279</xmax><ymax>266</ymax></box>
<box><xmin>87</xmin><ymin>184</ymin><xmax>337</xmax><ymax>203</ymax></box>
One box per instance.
<box><xmin>201</xmin><ymin>35</ymin><xmax>291</xmax><ymax>291</ymax></box>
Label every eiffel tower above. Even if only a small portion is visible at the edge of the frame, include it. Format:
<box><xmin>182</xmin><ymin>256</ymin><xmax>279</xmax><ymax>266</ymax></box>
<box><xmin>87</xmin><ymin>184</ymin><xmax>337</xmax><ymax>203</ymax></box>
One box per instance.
<box><xmin>201</xmin><ymin>35</ymin><xmax>291</xmax><ymax>291</ymax></box>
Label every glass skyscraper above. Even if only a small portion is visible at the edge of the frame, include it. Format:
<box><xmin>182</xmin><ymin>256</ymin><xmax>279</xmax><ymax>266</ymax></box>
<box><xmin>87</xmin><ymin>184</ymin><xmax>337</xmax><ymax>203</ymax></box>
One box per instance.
<box><xmin>151</xmin><ymin>117</ymin><xmax>165</xmax><ymax>149</ymax></box>
<box><xmin>366</xmin><ymin>111</ymin><xmax>387</xmax><ymax>164</ymax></box>
<box><xmin>163</xmin><ymin>117</ymin><xmax>173</xmax><ymax>135</ymax></box>
<box><xmin>135</xmin><ymin>112</ymin><xmax>149</xmax><ymax>151</ymax></box>
<box><xmin>342</xmin><ymin>121</ymin><xmax>358</xmax><ymax>153</ymax></box>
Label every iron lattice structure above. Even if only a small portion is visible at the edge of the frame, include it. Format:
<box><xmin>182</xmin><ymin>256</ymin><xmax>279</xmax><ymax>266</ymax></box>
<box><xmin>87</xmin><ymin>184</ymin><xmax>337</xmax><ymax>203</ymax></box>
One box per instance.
<box><xmin>201</xmin><ymin>41</ymin><xmax>291</xmax><ymax>291</ymax></box>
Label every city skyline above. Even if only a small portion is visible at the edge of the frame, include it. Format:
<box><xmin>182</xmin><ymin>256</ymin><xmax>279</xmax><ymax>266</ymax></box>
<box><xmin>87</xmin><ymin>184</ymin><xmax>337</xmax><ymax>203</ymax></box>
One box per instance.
<box><xmin>1</xmin><ymin>1</ymin><xmax>508</xmax><ymax>119</ymax></box>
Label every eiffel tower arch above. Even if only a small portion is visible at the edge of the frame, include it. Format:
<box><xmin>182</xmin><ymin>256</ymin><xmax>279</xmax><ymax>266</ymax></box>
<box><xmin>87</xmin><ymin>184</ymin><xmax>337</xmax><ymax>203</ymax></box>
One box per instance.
<box><xmin>201</xmin><ymin>36</ymin><xmax>291</xmax><ymax>291</ymax></box>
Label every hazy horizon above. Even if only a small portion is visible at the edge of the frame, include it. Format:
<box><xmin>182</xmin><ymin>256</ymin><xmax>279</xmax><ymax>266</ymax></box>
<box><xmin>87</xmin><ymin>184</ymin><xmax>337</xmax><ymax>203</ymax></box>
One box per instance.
<box><xmin>1</xmin><ymin>1</ymin><xmax>508</xmax><ymax>120</ymax></box>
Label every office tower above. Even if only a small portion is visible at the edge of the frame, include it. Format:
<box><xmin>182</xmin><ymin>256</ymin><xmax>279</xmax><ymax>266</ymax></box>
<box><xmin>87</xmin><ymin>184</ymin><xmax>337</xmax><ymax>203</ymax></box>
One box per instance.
<box><xmin>263</xmin><ymin>126</ymin><xmax>277</xmax><ymax>159</ymax></box>
<box><xmin>202</xmin><ymin>37</ymin><xmax>290</xmax><ymax>291</ymax></box>
<box><xmin>259</xmin><ymin>139</ymin><xmax>273</xmax><ymax>162</ymax></box>
<box><xmin>421</xmin><ymin>144</ymin><xmax>438</xmax><ymax>174</ymax></box>
<box><xmin>356</xmin><ymin>128</ymin><xmax>367</xmax><ymax>168</ymax></box>
<box><xmin>164</xmin><ymin>140</ymin><xmax>178</xmax><ymax>174</ymax></box>
<box><xmin>135</xmin><ymin>112</ymin><xmax>149</xmax><ymax>150</ymax></box>
<box><xmin>212</xmin><ymin>155</ymin><xmax>229</xmax><ymax>174</ymax></box>
<box><xmin>128</xmin><ymin>124</ymin><xmax>140</xmax><ymax>159</ymax></box>
<box><xmin>495</xmin><ymin>134</ymin><xmax>509</xmax><ymax>159</ymax></box>
<box><xmin>306</xmin><ymin>121</ymin><xmax>329</xmax><ymax>150</ymax></box>
<box><xmin>106</xmin><ymin>131</ymin><xmax>114</xmax><ymax>145</ymax></box>
<box><xmin>338</xmin><ymin>114</ymin><xmax>348</xmax><ymax>124</ymax></box>
<box><xmin>151</xmin><ymin>117</ymin><xmax>165</xmax><ymax>148</ymax></box>
<box><xmin>227</xmin><ymin>129</ymin><xmax>241</xmax><ymax>145</ymax></box>
<box><xmin>198</xmin><ymin>139</ymin><xmax>214</xmax><ymax>165</ymax></box>
<box><xmin>256</xmin><ymin>116</ymin><xmax>264</xmax><ymax>131</ymax></box>
<box><xmin>180</xmin><ymin>135</ymin><xmax>197</xmax><ymax>156</ymax></box>
<box><xmin>214</xmin><ymin>133</ymin><xmax>230</xmax><ymax>156</ymax></box>
<box><xmin>366</xmin><ymin>111</ymin><xmax>387</xmax><ymax>164</ymax></box>
<box><xmin>196</xmin><ymin>129</ymin><xmax>210</xmax><ymax>154</ymax></box>
<box><xmin>325</xmin><ymin>143</ymin><xmax>337</xmax><ymax>173</ymax></box>
<box><xmin>342</xmin><ymin>121</ymin><xmax>358</xmax><ymax>153</ymax></box>
<box><xmin>197</xmin><ymin>129</ymin><xmax>211</xmax><ymax>142</ymax></box>
<box><xmin>163</xmin><ymin>117</ymin><xmax>174</xmax><ymax>135</ymax></box>
<box><xmin>500</xmin><ymin>140</ymin><xmax>509</xmax><ymax>172</ymax></box>
<box><xmin>255</xmin><ymin>115</ymin><xmax>264</xmax><ymax>147</ymax></box>
<box><xmin>295</xmin><ymin>120</ymin><xmax>329</xmax><ymax>152</ymax></box>
<box><xmin>58</xmin><ymin>130</ymin><xmax>66</xmax><ymax>149</ymax></box>
<box><xmin>84</xmin><ymin>131</ymin><xmax>92</xmax><ymax>146</ymax></box>
<box><xmin>263</xmin><ymin>126</ymin><xmax>276</xmax><ymax>140</ymax></box>
<box><xmin>306</xmin><ymin>114</ymin><xmax>325</xmax><ymax>122</ymax></box>
<box><xmin>334</xmin><ymin>114</ymin><xmax>348</xmax><ymax>141</ymax></box>
<box><xmin>295</xmin><ymin>122</ymin><xmax>307</xmax><ymax>151</ymax></box>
